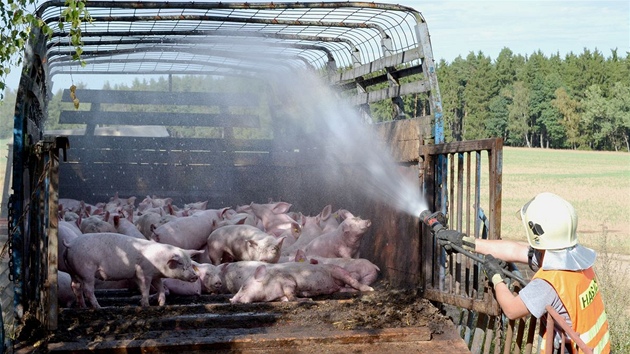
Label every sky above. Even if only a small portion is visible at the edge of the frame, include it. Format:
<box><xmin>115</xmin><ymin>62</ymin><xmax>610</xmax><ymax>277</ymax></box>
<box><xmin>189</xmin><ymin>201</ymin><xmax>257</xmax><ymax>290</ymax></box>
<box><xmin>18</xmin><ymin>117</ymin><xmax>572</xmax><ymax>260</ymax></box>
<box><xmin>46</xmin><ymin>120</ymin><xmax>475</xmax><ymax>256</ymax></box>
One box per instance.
<box><xmin>4</xmin><ymin>0</ymin><xmax>629</xmax><ymax>92</ymax></box>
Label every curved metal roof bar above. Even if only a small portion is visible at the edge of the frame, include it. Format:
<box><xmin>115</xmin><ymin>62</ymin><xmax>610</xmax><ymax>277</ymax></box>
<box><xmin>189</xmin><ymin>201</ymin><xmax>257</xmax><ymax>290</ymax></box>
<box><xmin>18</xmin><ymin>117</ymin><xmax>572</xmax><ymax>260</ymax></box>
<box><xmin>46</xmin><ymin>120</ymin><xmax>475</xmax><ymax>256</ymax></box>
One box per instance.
<box><xmin>47</xmin><ymin>50</ymin><xmax>313</xmax><ymax>79</ymax></box>
<box><xmin>48</xmin><ymin>47</ymin><xmax>313</xmax><ymax>68</ymax></box>
<box><xmin>46</xmin><ymin>30</ymin><xmax>357</xmax><ymax>70</ymax></box>
<box><xmin>47</xmin><ymin>37</ymin><xmax>336</xmax><ymax>68</ymax></box>
<box><xmin>44</xmin><ymin>14</ymin><xmax>383</xmax><ymax>64</ymax></box>
<box><xmin>37</xmin><ymin>1</ymin><xmax>423</xmax><ymax>22</ymax></box>
<box><xmin>49</xmin><ymin>58</ymin><xmax>304</xmax><ymax>76</ymax></box>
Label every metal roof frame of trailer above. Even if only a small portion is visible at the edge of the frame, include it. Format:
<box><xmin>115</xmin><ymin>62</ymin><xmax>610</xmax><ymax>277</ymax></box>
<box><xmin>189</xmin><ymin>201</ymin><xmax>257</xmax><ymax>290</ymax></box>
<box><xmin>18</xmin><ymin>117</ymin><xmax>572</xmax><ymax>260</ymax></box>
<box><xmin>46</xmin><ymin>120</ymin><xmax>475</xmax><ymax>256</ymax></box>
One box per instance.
<box><xmin>37</xmin><ymin>1</ymin><xmax>427</xmax><ymax>79</ymax></box>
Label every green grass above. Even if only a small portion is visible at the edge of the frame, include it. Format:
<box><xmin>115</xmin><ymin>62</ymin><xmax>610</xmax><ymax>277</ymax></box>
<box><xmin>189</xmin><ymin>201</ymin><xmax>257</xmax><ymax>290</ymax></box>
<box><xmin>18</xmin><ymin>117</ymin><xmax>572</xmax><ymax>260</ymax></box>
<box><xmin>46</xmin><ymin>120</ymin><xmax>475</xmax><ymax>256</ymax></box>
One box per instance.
<box><xmin>497</xmin><ymin>147</ymin><xmax>630</xmax><ymax>254</ymax></box>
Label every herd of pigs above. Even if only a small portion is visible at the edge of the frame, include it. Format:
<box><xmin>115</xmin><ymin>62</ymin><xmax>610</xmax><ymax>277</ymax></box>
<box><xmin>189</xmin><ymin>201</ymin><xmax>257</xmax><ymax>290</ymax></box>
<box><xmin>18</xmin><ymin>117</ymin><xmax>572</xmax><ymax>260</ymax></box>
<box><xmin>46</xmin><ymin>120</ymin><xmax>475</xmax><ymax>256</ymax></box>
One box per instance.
<box><xmin>57</xmin><ymin>194</ymin><xmax>379</xmax><ymax>308</ymax></box>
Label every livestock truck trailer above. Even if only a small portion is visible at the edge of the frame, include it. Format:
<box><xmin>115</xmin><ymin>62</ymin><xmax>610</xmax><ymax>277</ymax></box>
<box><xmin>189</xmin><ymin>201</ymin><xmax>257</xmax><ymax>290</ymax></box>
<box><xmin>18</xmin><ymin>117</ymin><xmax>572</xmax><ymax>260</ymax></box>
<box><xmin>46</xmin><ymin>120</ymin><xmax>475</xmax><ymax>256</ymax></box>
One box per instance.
<box><xmin>2</xmin><ymin>1</ymin><xmax>560</xmax><ymax>353</ymax></box>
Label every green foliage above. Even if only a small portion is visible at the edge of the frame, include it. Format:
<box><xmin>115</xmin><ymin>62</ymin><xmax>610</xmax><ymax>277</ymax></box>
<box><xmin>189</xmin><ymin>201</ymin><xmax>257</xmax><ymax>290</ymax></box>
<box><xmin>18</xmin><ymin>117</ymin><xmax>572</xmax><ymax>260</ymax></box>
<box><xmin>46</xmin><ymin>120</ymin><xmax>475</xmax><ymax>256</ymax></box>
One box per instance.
<box><xmin>0</xmin><ymin>88</ymin><xmax>17</xmax><ymax>139</ymax></box>
<box><xmin>0</xmin><ymin>0</ymin><xmax>88</xmax><ymax>96</ymax></box>
<box><xmin>436</xmin><ymin>48</ymin><xmax>630</xmax><ymax>151</ymax></box>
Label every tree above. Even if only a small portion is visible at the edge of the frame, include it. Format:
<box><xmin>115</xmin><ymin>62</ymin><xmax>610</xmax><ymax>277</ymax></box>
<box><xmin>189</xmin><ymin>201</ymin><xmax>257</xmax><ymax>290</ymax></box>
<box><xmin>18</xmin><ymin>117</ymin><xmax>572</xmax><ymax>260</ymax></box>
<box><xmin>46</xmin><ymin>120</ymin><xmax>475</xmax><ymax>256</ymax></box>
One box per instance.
<box><xmin>506</xmin><ymin>81</ymin><xmax>531</xmax><ymax>147</ymax></box>
<box><xmin>552</xmin><ymin>87</ymin><xmax>582</xmax><ymax>149</ymax></box>
<box><xmin>461</xmin><ymin>51</ymin><xmax>498</xmax><ymax>140</ymax></box>
<box><xmin>0</xmin><ymin>0</ymin><xmax>89</xmax><ymax>95</ymax></box>
<box><xmin>436</xmin><ymin>57</ymin><xmax>467</xmax><ymax>142</ymax></box>
<box><xmin>582</xmin><ymin>85</ymin><xmax>612</xmax><ymax>150</ymax></box>
<box><xmin>608</xmin><ymin>83</ymin><xmax>630</xmax><ymax>152</ymax></box>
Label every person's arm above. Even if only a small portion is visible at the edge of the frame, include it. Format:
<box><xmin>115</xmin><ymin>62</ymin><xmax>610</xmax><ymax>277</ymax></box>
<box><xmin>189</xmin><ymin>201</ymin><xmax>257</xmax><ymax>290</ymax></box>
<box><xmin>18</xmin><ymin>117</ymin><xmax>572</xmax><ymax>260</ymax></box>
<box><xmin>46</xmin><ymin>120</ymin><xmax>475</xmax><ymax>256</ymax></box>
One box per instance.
<box><xmin>474</xmin><ymin>239</ymin><xmax>530</xmax><ymax>264</ymax></box>
<box><xmin>434</xmin><ymin>230</ymin><xmax>530</xmax><ymax>263</ymax></box>
<box><xmin>492</xmin><ymin>282</ymin><xmax>531</xmax><ymax>319</ymax></box>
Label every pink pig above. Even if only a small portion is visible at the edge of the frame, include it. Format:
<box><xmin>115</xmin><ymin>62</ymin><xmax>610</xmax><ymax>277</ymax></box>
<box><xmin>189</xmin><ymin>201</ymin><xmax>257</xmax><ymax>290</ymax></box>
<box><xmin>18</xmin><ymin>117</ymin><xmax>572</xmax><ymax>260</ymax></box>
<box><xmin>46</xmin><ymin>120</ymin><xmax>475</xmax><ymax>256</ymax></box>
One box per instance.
<box><xmin>205</xmin><ymin>225</ymin><xmax>285</xmax><ymax>265</ymax></box>
<box><xmin>63</xmin><ymin>232</ymin><xmax>201</xmax><ymax>308</ymax></box>
<box><xmin>163</xmin><ymin>262</ymin><xmax>223</xmax><ymax>295</ymax></box>
<box><xmin>216</xmin><ymin>261</ymin><xmax>268</xmax><ymax>294</ymax></box>
<box><xmin>302</xmin><ymin>212</ymin><xmax>371</xmax><ymax>259</ymax></box>
<box><xmin>150</xmin><ymin>208</ymin><xmax>229</xmax><ymax>250</ymax></box>
<box><xmin>249</xmin><ymin>201</ymin><xmax>297</xmax><ymax>237</ymax></box>
<box><xmin>295</xmin><ymin>250</ymin><xmax>380</xmax><ymax>286</ymax></box>
<box><xmin>229</xmin><ymin>262</ymin><xmax>374</xmax><ymax>303</ymax></box>
<box><xmin>111</xmin><ymin>214</ymin><xmax>146</xmax><ymax>239</ymax></box>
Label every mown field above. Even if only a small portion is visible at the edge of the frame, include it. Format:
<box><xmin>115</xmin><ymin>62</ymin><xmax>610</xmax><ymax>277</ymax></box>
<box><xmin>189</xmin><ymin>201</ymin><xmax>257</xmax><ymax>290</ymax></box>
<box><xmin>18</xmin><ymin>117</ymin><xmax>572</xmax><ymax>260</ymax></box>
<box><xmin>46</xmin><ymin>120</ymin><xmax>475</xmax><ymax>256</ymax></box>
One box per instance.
<box><xmin>497</xmin><ymin>147</ymin><xmax>630</xmax><ymax>255</ymax></box>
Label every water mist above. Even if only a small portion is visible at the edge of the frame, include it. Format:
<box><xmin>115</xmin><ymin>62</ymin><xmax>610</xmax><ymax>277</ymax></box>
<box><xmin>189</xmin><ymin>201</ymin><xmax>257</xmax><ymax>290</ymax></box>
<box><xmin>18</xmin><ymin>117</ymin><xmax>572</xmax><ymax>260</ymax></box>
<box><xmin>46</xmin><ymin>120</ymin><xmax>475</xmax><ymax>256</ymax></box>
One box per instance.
<box><xmin>265</xmin><ymin>69</ymin><xmax>429</xmax><ymax>217</ymax></box>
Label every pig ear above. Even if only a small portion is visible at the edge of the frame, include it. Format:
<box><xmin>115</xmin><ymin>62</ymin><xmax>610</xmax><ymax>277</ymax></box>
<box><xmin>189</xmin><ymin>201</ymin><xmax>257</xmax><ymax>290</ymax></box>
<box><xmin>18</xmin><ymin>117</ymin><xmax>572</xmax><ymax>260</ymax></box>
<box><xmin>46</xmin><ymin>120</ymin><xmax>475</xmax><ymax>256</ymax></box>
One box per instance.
<box><xmin>218</xmin><ymin>263</ymin><xmax>228</xmax><ymax>274</ymax></box>
<box><xmin>272</xmin><ymin>202</ymin><xmax>292</xmax><ymax>214</ymax></box>
<box><xmin>168</xmin><ymin>253</ymin><xmax>182</xmax><ymax>269</ymax></box>
<box><xmin>291</xmin><ymin>221</ymin><xmax>302</xmax><ymax>238</ymax></box>
<box><xmin>295</xmin><ymin>249</ymin><xmax>306</xmax><ymax>262</ymax></box>
<box><xmin>185</xmin><ymin>249</ymin><xmax>204</xmax><ymax>258</ymax></box>
<box><xmin>320</xmin><ymin>205</ymin><xmax>332</xmax><ymax>220</ymax></box>
<box><xmin>253</xmin><ymin>265</ymin><xmax>267</xmax><ymax>281</ymax></box>
<box><xmin>338</xmin><ymin>209</ymin><xmax>352</xmax><ymax>220</ymax></box>
<box><xmin>276</xmin><ymin>236</ymin><xmax>286</xmax><ymax>247</ymax></box>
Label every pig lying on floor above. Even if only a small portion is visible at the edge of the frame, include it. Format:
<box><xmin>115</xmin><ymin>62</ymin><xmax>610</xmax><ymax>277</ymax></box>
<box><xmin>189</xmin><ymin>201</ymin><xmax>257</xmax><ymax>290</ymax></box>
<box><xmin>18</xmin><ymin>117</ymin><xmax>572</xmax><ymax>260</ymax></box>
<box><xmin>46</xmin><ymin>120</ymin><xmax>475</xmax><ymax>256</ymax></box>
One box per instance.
<box><xmin>229</xmin><ymin>262</ymin><xmax>374</xmax><ymax>303</ymax></box>
<box><xmin>63</xmin><ymin>232</ymin><xmax>201</xmax><ymax>308</ymax></box>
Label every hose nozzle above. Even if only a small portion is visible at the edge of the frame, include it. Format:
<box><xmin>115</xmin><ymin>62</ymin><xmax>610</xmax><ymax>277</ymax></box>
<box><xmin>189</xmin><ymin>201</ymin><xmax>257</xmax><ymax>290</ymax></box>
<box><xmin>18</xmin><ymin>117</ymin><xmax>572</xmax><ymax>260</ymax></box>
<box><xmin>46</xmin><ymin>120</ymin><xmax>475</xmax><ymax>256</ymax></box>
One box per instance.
<box><xmin>419</xmin><ymin>210</ymin><xmax>447</xmax><ymax>234</ymax></box>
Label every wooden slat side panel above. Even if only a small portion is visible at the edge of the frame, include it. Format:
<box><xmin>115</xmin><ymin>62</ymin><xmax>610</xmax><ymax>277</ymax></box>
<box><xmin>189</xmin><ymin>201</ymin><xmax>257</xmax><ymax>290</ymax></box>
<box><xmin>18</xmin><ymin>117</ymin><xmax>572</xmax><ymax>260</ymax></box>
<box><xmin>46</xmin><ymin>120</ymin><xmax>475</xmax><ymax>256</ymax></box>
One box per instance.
<box><xmin>61</xmin><ymin>89</ymin><xmax>260</xmax><ymax>107</ymax></box>
<box><xmin>66</xmin><ymin>136</ymin><xmax>274</xmax><ymax>152</ymax></box>
<box><xmin>59</xmin><ymin>111</ymin><xmax>261</xmax><ymax>128</ymax></box>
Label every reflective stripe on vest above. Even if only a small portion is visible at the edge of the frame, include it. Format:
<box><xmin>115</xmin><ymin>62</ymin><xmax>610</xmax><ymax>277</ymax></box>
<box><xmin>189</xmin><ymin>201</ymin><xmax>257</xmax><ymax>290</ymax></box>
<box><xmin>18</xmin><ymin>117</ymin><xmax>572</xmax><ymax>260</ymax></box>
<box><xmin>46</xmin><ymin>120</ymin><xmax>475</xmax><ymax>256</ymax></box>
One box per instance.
<box><xmin>533</xmin><ymin>267</ymin><xmax>610</xmax><ymax>354</ymax></box>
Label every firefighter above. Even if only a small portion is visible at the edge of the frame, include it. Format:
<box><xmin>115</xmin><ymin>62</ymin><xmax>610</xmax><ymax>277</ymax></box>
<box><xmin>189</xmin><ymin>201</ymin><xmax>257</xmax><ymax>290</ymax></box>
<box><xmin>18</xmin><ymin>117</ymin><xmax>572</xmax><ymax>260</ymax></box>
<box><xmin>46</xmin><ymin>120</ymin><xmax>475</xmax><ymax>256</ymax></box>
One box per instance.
<box><xmin>438</xmin><ymin>192</ymin><xmax>610</xmax><ymax>353</ymax></box>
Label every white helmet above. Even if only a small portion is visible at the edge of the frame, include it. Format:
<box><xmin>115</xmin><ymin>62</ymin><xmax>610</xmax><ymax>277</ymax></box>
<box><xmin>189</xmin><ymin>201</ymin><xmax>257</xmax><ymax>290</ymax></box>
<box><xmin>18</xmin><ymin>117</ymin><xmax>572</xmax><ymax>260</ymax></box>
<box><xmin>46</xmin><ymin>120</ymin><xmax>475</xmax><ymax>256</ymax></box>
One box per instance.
<box><xmin>520</xmin><ymin>192</ymin><xmax>578</xmax><ymax>250</ymax></box>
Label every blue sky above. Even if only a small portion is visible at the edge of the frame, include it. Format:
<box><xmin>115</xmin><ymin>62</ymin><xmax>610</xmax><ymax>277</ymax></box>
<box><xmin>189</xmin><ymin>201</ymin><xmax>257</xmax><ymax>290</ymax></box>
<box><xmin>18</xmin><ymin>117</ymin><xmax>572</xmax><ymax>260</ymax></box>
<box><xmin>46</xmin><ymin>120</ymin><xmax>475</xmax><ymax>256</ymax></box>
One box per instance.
<box><xmin>5</xmin><ymin>0</ymin><xmax>629</xmax><ymax>91</ymax></box>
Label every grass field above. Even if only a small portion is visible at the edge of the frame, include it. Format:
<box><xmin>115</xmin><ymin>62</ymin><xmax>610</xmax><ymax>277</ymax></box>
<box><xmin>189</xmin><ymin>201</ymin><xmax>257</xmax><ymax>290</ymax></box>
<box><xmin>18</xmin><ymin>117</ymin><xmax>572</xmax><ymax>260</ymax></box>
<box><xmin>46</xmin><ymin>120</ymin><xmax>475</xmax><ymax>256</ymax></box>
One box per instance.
<box><xmin>497</xmin><ymin>147</ymin><xmax>630</xmax><ymax>254</ymax></box>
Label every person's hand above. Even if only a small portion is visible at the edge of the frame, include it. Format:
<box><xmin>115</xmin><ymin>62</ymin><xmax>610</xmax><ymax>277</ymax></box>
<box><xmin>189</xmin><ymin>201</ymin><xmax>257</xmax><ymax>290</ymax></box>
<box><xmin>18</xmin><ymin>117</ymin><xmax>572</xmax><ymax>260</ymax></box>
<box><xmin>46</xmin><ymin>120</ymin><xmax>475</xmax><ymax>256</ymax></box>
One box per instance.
<box><xmin>435</xmin><ymin>229</ymin><xmax>476</xmax><ymax>252</ymax></box>
<box><xmin>483</xmin><ymin>254</ymin><xmax>507</xmax><ymax>286</ymax></box>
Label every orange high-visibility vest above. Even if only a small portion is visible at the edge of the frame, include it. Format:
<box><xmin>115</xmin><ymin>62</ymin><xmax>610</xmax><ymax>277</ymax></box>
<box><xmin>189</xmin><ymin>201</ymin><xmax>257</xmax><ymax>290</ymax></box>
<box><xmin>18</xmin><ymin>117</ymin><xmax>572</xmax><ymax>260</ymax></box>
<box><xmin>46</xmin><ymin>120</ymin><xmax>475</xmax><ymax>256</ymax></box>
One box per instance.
<box><xmin>534</xmin><ymin>267</ymin><xmax>610</xmax><ymax>354</ymax></box>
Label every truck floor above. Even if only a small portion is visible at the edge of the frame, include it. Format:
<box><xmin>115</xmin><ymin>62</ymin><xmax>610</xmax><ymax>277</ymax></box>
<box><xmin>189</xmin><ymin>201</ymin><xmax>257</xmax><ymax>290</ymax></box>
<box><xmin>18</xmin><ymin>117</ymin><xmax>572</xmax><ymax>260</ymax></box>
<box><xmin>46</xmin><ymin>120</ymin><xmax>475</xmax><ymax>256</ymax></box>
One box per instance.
<box><xmin>14</xmin><ymin>284</ymin><xmax>471</xmax><ymax>353</ymax></box>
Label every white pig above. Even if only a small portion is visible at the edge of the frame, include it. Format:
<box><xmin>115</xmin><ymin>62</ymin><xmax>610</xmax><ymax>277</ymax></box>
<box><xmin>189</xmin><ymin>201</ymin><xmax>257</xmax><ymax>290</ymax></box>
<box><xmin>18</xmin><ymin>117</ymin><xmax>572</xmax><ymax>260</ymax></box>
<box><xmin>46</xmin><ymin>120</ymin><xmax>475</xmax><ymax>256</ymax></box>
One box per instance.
<box><xmin>302</xmin><ymin>212</ymin><xmax>371</xmax><ymax>259</ymax></box>
<box><xmin>151</xmin><ymin>208</ymin><xmax>228</xmax><ymax>250</ymax></box>
<box><xmin>111</xmin><ymin>214</ymin><xmax>146</xmax><ymax>239</ymax></box>
<box><xmin>229</xmin><ymin>262</ymin><xmax>374</xmax><ymax>303</ymax></box>
<box><xmin>58</xmin><ymin>271</ymin><xmax>76</xmax><ymax>308</ymax></box>
<box><xmin>205</xmin><ymin>225</ymin><xmax>285</xmax><ymax>265</ymax></box>
<box><xmin>216</xmin><ymin>261</ymin><xmax>268</xmax><ymax>294</ymax></box>
<box><xmin>295</xmin><ymin>250</ymin><xmax>380</xmax><ymax>286</ymax></box>
<box><xmin>64</xmin><ymin>232</ymin><xmax>201</xmax><ymax>308</ymax></box>
<box><xmin>79</xmin><ymin>214</ymin><xmax>117</xmax><ymax>234</ymax></box>
<box><xmin>163</xmin><ymin>262</ymin><xmax>223</xmax><ymax>295</ymax></box>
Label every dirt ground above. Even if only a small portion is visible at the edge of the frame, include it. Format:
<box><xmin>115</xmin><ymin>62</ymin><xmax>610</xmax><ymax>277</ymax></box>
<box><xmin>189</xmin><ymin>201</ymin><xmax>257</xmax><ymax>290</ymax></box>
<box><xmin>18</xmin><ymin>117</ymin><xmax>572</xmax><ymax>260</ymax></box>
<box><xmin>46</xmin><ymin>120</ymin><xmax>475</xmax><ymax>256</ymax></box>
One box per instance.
<box><xmin>44</xmin><ymin>280</ymin><xmax>452</xmax><ymax>343</ymax></box>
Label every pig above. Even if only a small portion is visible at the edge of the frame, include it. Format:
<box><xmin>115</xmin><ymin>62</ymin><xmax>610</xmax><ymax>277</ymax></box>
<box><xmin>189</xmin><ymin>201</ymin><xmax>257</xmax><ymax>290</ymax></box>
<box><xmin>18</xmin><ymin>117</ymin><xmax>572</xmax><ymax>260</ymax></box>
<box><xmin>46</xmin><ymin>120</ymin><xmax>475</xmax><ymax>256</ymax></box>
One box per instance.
<box><xmin>135</xmin><ymin>211</ymin><xmax>162</xmax><ymax>240</ymax></box>
<box><xmin>162</xmin><ymin>278</ymin><xmax>202</xmax><ymax>296</ymax></box>
<box><xmin>229</xmin><ymin>262</ymin><xmax>374</xmax><ymax>303</ymax></box>
<box><xmin>58</xmin><ymin>271</ymin><xmax>77</xmax><ymax>308</ymax></box>
<box><xmin>281</xmin><ymin>212</ymin><xmax>323</xmax><ymax>256</ymax></box>
<box><xmin>111</xmin><ymin>214</ymin><xmax>146</xmax><ymax>239</ymax></box>
<box><xmin>295</xmin><ymin>250</ymin><xmax>380</xmax><ymax>286</ymax></box>
<box><xmin>150</xmin><ymin>208</ymin><xmax>229</xmax><ymax>250</ymax></box>
<box><xmin>63</xmin><ymin>232</ymin><xmax>201</xmax><ymax>308</ymax></box>
<box><xmin>249</xmin><ymin>201</ymin><xmax>297</xmax><ymax>236</ymax></box>
<box><xmin>205</xmin><ymin>225</ymin><xmax>285</xmax><ymax>265</ymax></box>
<box><xmin>216</xmin><ymin>261</ymin><xmax>268</xmax><ymax>294</ymax></box>
<box><xmin>318</xmin><ymin>205</ymin><xmax>344</xmax><ymax>233</ymax></box>
<box><xmin>58</xmin><ymin>221</ymin><xmax>82</xmax><ymax>273</ymax></box>
<box><xmin>137</xmin><ymin>195</ymin><xmax>173</xmax><ymax>213</ymax></box>
<box><xmin>163</xmin><ymin>262</ymin><xmax>223</xmax><ymax>295</ymax></box>
<box><xmin>302</xmin><ymin>212</ymin><xmax>371</xmax><ymax>259</ymax></box>
<box><xmin>79</xmin><ymin>214</ymin><xmax>117</xmax><ymax>234</ymax></box>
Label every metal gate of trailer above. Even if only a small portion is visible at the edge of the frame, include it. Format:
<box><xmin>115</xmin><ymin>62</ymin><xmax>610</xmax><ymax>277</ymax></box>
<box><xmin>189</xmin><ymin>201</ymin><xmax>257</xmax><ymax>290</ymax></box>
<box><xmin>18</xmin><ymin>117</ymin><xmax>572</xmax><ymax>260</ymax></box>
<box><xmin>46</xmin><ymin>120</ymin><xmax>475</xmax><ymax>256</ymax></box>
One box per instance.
<box><xmin>420</xmin><ymin>138</ymin><xmax>551</xmax><ymax>354</ymax></box>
